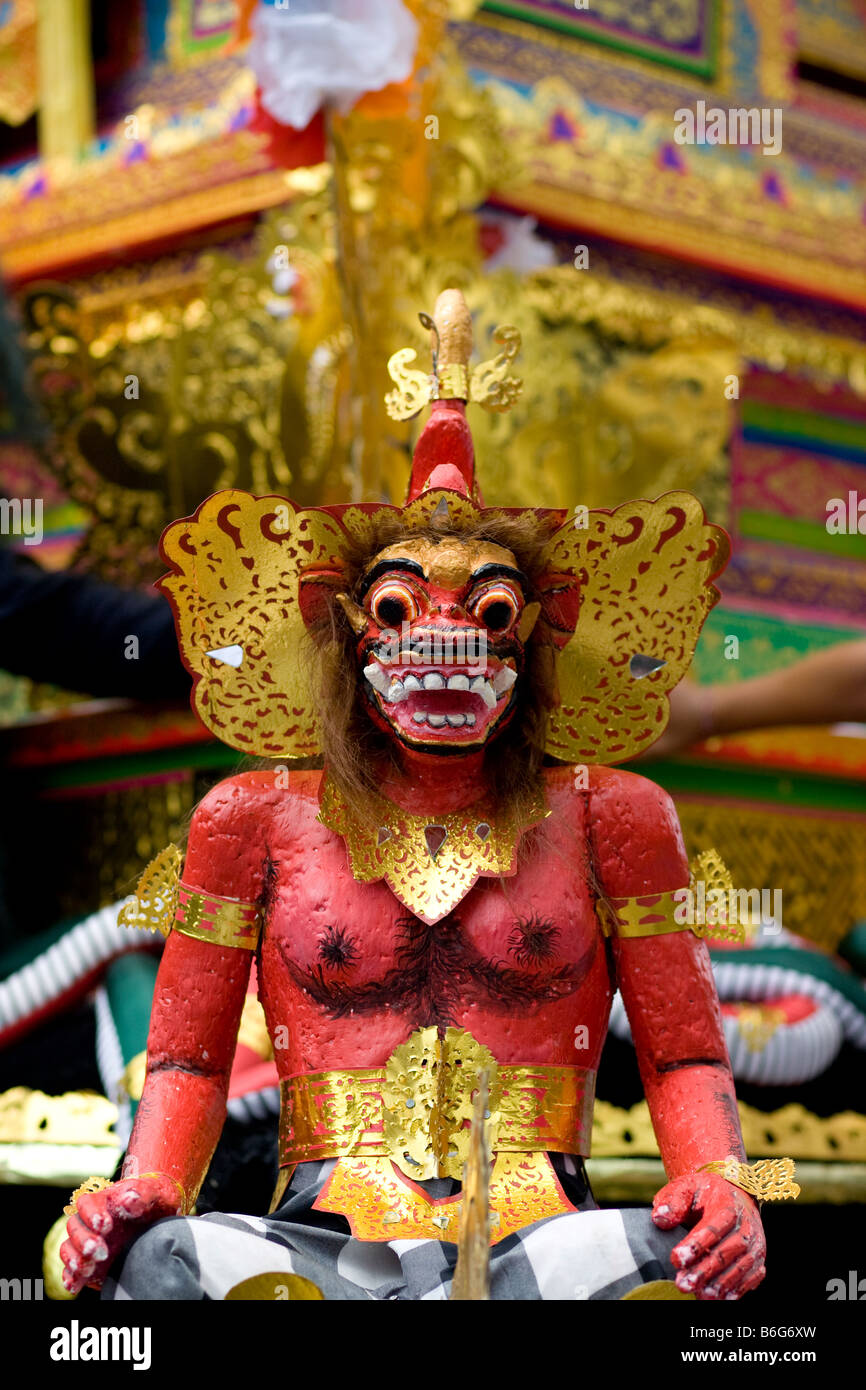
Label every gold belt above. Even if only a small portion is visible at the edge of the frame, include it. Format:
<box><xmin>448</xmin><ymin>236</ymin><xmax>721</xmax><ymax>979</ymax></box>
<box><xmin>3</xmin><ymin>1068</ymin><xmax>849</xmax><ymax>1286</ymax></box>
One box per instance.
<box><xmin>278</xmin><ymin>1026</ymin><xmax>596</xmax><ymax>1181</ymax></box>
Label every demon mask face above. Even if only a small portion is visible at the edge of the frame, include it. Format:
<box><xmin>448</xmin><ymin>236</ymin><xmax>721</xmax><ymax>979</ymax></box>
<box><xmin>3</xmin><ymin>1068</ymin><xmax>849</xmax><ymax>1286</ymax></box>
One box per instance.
<box><xmin>335</xmin><ymin>534</ymin><xmax>541</xmax><ymax>753</ymax></box>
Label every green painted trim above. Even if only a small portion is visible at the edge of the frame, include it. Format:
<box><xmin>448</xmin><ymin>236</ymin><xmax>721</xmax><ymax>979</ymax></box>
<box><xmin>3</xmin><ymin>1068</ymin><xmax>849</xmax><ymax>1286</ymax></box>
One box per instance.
<box><xmin>741</xmin><ymin>401</ymin><xmax>866</xmax><ymax>453</ymax></box>
<box><xmin>14</xmin><ymin>740</ymin><xmax>240</xmax><ymax>792</ymax></box>
<box><xmin>641</xmin><ymin>759</ymin><xmax>866</xmax><ymax>812</ymax></box>
<box><xmin>694</xmin><ymin>607</ymin><xmax>866</xmax><ymax>683</ymax></box>
<box><xmin>480</xmin><ymin>2</ymin><xmax>717</xmax><ymax>79</ymax></box>
<box><xmin>737</xmin><ymin>508</ymin><xmax>866</xmax><ymax>559</ymax></box>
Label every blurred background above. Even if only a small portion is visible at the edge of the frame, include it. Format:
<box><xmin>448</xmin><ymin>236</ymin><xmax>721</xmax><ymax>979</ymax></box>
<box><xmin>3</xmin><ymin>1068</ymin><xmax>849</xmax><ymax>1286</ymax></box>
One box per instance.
<box><xmin>0</xmin><ymin>0</ymin><xmax>864</xmax><ymax>1301</ymax></box>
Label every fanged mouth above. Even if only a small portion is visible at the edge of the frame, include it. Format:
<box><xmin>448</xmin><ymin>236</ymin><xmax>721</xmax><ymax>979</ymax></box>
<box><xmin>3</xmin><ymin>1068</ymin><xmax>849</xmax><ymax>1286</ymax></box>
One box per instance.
<box><xmin>362</xmin><ymin>658</ymin><xmax>518</xmax><ymax>741</ymax></box>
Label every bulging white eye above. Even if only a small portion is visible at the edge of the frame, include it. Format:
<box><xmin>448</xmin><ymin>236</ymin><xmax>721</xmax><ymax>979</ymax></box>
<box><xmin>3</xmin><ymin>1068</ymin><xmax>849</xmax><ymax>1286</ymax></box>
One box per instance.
<box><xmin>468</xmin><ymin>581</ymin><xmax>522</xmax><ymax>633</ymax></box>
<box><xmin>367</xmin><ymin>577</ymin><xmax>422</xmax><ymax>628</ymax></box>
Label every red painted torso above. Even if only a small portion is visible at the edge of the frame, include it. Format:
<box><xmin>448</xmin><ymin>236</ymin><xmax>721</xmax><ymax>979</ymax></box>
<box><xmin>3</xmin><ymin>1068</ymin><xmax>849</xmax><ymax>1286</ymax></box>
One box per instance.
<box><xmin>182</xmin><ymin>762</ymin><xmax>688</xmax><ymax>1077</ymax></box>
<box><xmin>258</xmin><ymin>769</ymin><xmax>609</xmax><ymax>1073</ymax></box>
<box><xmin>129</xmin><ymin>757</ymin><xmax>742</xmax><ymax>1196</ymax></box>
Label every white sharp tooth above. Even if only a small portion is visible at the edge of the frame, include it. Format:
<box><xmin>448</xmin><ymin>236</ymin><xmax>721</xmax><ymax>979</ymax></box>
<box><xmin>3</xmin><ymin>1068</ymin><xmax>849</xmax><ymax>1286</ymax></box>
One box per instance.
<box><xmin>386</xmin><ymin>679</ymin><xmax>406</xmax><ymax>703</ymax></box>
<box><xmin>423</xmin><ymin>673</ymin><xmax>445</xmax><ymax>690</ymax></box>
<box><xmin>446</xmin><ymin>713</ymin><xmax>467</xmax><ymax>727</ymax></box>
<box><xmin>412</xmin><ymin>711</ymin><xmax>427</xmax><ymax>724</ymax></box>
<box><xmin>447</xmin><ymin>674</ymin><xmax>470</xmax><ymax>691</ymax></box>
<box><xmin>403</xmin><ymin>674</ymin><xmax>421</xmax><ymax>692</ymax></box>
<box><xmin>427</xmin><ymin>714</ymin><xmax>446</xmax><ymax>727</ymax></box>
<box><xmin>493</xmin><ymin>667</ymin><xmax>518</xmax><ymax>696</ymax></box>
<box><xmin>465</xmin><ymin>713</ymin><xmax>476</xmax><ymax>727</ymax></box>
<box><xmin>470</xmin><ymin>676</ymin><xmax>495</xmax><ymax>709</ymax></box>
<box><xmin>363</xmin><ymin>663</ymin><xmax>389</xmax><ymax>695</ymax></box>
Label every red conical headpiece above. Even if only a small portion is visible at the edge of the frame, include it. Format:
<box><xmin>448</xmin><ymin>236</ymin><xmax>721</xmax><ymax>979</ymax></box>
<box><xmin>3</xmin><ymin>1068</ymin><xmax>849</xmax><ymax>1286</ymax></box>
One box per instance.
<box><xmin>405</xmin><ymin>289</ymin><xmax>483</xmax><ymax>506</ymax></box>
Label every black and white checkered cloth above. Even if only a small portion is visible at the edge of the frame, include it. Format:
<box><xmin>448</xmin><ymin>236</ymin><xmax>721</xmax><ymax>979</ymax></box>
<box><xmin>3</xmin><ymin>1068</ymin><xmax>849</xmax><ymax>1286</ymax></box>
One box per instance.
<box><xmin>105</xmin><ymin>1155</ymin><xmax>685</xmax><ymax>1301</ymax></box>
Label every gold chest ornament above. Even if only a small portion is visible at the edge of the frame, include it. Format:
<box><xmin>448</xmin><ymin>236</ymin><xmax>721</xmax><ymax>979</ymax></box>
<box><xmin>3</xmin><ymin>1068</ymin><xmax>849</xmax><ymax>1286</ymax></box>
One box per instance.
<box><xmin>317</xmin><ymin>774</ymin><xmax>550</xmax><ymax>925</ymax></box>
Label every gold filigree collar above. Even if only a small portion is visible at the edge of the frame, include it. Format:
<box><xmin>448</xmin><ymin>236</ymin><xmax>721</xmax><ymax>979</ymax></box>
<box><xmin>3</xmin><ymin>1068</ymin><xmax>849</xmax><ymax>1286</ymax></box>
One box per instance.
<box><xmin>317</xmin><ymin>774</ymin><xmax>549</xmax><ymax>924</ymax></box>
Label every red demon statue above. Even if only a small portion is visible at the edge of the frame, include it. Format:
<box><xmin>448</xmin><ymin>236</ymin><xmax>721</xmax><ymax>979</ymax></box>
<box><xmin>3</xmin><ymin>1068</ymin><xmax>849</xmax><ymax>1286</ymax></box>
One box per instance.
<box><xmin>60</xmin><ymin>291</ymin><xmax>792</xmax><ymax>1302</ymax></box>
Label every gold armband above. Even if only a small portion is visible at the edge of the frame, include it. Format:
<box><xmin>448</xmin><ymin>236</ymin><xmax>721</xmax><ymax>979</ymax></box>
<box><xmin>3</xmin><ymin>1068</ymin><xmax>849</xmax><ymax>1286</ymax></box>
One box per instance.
<box><xmin>596</xmin><ymin>849</ymin><xmax>745</xmax><ymax>944</ymax></box>
<box><xmin>118</xmin><ymin>845</ymin><xmax>262</xmax><ymax>950</ymax></box>
<box><xmin>174</xmin><ymin>883</ymin><xmax>262</xmax><ymax>950</ymax></box>
<box><xmin>596</xmin><ymin>890</ymin><xmax>693</xmax><ymax>940</ymax></box>
<box><xmin>699</xmin><ymin>1157</ymin><xmax>800</xmax><ymax>1202</ymax></box>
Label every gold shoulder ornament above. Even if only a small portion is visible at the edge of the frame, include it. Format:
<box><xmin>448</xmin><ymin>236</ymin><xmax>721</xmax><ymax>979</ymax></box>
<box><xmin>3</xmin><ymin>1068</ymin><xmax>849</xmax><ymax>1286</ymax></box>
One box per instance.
<box><xmin>119</xmin><ymin>844</ymin><xmax>262</xmax><ymax>950</ymax></box>
<box><xmin>118</xmin><ymin>844</ymin><xmax>182</xmax><ymax>937</ymax></box>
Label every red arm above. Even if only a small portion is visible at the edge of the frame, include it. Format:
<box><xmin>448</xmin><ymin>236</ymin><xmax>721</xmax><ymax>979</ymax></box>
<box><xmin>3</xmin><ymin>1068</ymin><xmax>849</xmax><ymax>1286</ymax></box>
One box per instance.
<box><xmin>590</xmin><ymin>766</ymin><xmax>766</xmax><ymax>1300</ymax></box>
<box><xmin>61</xmin><ymin>773</ymin><xmax>272</xmax><ymax>1293</ymax></box>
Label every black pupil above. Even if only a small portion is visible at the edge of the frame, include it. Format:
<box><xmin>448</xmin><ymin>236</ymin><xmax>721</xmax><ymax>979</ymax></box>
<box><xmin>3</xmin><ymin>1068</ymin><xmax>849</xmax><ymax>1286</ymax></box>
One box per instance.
<box><xmin>482</xmin><ymin>600</ymin><xmax>513</xmax><ymax>631</ymax></box>
<box><xmin>376</xmin><ymin>596</ymin><xmax>407</xmax><ymax>627</ymax></box>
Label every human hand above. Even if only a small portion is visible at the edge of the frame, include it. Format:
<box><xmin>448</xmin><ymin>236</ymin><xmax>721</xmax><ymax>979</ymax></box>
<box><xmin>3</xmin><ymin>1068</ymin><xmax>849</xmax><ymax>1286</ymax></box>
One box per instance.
<box><xmin>640</xmin><ymin>678</ymin><xmax>714</xmax><ymax>760</ymax></box>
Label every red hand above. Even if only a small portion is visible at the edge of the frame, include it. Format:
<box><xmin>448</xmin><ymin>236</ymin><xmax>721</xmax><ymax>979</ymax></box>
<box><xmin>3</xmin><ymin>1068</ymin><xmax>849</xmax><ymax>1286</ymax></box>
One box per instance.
<box><xmin>653</xmin><ymin>1171</ymin><xmax>766</xmax><ymax>1300</ymax></box>
<box><xmin>59</xmin><ymin>1174</ymin><xmax>183</xmax><ymax>1295</ymax></box>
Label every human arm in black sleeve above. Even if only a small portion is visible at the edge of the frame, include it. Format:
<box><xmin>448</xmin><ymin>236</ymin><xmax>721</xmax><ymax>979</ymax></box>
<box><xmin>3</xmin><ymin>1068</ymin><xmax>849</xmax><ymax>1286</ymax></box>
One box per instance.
<box><xmin>0</xmin><ymin>548</ymin><xmax>189</xmax><ymax>701</ymax></box>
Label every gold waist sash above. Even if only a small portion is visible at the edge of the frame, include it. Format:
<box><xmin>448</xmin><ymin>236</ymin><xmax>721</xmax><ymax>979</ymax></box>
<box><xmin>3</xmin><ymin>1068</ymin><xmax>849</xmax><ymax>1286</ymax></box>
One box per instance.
<box><xmin>278</xmin><ymin>1026</ymin><xmax>596</xmax><ymax>1182</ymax></box>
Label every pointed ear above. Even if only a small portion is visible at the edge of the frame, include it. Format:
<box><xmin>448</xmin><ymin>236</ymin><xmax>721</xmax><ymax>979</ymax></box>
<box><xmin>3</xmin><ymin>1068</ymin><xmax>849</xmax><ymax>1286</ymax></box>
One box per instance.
<box><xmin>335</xmin><ymin>591</ymin><xmax>368</xmax><ymax>636</ymax></box>
<box><xmin>516</xmin><ymin>601</ymin><xmax>541</xmax><ymax>643</ymax></box>
<box><xmin>532</xmin><ymin>570</ymin><xmax>581</xmax><ymax>652</ymax></box>
<box><xmin>297</xmin><ymin>565</ymin><xmax>352</xmax><ymax>629</ymax></box>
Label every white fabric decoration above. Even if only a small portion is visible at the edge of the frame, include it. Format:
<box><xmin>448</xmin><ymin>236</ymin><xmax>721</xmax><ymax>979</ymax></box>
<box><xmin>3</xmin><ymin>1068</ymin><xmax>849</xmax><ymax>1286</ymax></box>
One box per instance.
<box><xmin>249</xmin><ymin>0</ymin><xmax>419</xmax><ymax>130</ymax></box>
<box><xmin>482</xmin><ymin>212</ymin><xmax>558</xmax><ymax>273</ymax></box>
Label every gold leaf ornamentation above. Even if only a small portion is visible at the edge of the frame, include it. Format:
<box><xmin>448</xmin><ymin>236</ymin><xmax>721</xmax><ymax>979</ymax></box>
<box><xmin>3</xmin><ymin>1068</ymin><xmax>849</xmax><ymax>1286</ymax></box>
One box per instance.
<box><xmin>318</xmin><ymin>774</ymin><xmax>549</xmax><ymax>924</ymax></box>
<box><xmin>117</xmin><ymin>844</ymin><xmax>182</xmax><ymax>938</ymax></box>
<box><xmin>470</xmin><ymin>325</ymin><xmax>523</xmax><ymax>412</ymax></box>
<box><xmin>383</xmin><ymin>1027</ymin><xmax>499</xmax><ymax>1181</ymax></box>
<box><xmin>278</xmin><ymin>1029</ymin><xmax>596</xmax><ymax>1178</ymax></box>
<box><xmin>699</xmin><ymin>1156</ymin><xmax>800</xmax><ymax>1202</ymax></box>
<box><xmin>159</xmin><ymin>491</ymin><xmax>352</xmax><ymax>757</ymax></box>
<box><xmin>544</xmin><ymin>492</ymin><xmax>729</xmax><ymax>764</ymax></box>
<box><xmin>314</xmin><ymin>1150</ymin><xmax>574</xmax><ymax>1245</ymax></box>
<box><xmin>384</xmin><ymin>347</ymin><xmax>434</xmax><ymax>421</ymax></box>
<box><xmin>64</xmin><ymin>1175</ymin><xmax>112</xmax><ymax>1218</ymax></box>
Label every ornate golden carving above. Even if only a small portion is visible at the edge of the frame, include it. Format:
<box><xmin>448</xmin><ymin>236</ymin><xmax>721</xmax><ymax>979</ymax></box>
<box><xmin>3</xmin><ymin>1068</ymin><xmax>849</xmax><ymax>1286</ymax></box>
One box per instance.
<box><xmin>469</xmin><ymin>325</ymin><xmax>523</xmax><ymax>413</ymax></box>
<box><xmin>543</xmin><ymin>493</ymin><xmax>728</xmax><ymax>764</ymax></box>
<box><xmin>318</xmin><ymin>775</ymin><xmax>549</xmax><ymax>924</ymax></box>
<box><xmin>699</xmin><ymin>1156</ymin><xmax>800</xmax><ymax>1202</ymax></box>
<box><xmin>279</xmin><ymin>1028</ymin><xmax>597</xmax><ymax>1178</ymax></box>
<box><xmin>384</xmin><ymin>348</ymin><xmax>434</xmax><ymax>422</ymax></box>
<box><xmin>591</xmin><ymin>1099</ymin><xmax>866</xmax><ymax>1162</ymax></box>
<box><xmin>160</xmin><ymin>491</ymin><xmax>349</xmax><ymax>757</ymax></box>
<box><xmin>0</xmin><ymin>1088</ymin><xmax>118</xmax><ymax>1146</ymax></box>
<box><xmin>383</xmin><ymin>1027</ymin><xmax>498</xmax><ymax>1180</ymax></box>
<box><xmin>314</xmin><ymin>1150</ymin><xmax>575</xmax><ymax>1245</ymax></box>
<box><xmin>385</xmin><ymin>320</ymin><xmax>522</xmax><ymax>420</ymax></box>
<box><xmin>676</xmin><ymin>802</ymin><xmax>866</xmax><ymax>952</ymax></box>
<box><xmin>117</xmin><ymin>844</ymin><xmax>182</xmax><ymax>939</ymax></box>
